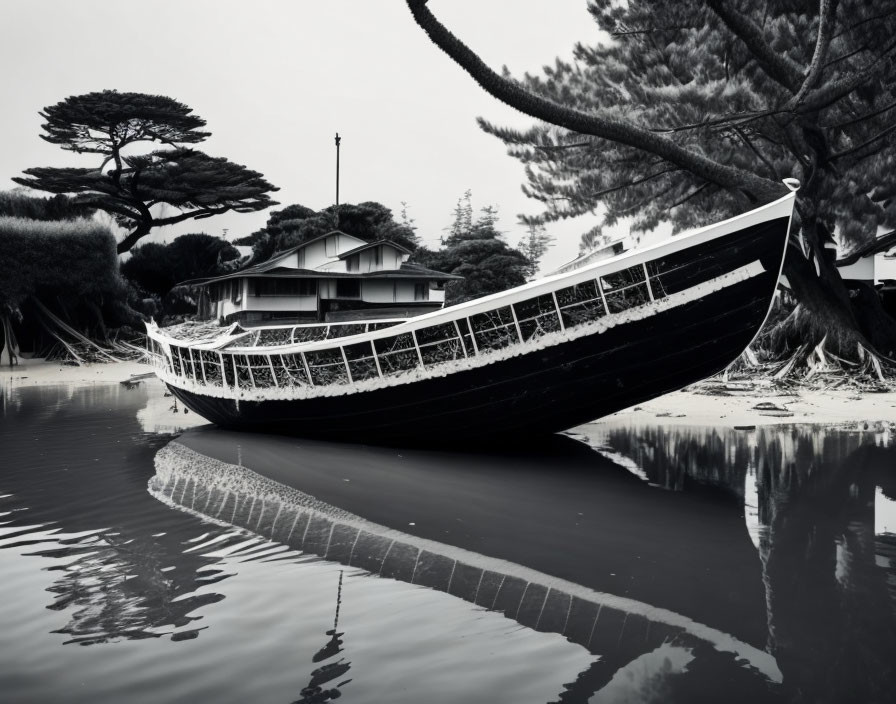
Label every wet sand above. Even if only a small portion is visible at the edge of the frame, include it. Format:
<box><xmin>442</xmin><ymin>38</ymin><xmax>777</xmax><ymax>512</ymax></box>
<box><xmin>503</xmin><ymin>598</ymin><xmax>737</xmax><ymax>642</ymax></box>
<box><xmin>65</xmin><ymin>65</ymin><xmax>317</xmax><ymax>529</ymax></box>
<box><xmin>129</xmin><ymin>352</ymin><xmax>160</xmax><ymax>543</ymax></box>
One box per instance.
<box><xmin>4</xmin><ymin>358</ymin><xmax>894</xmax><ymax>429</ymax></box>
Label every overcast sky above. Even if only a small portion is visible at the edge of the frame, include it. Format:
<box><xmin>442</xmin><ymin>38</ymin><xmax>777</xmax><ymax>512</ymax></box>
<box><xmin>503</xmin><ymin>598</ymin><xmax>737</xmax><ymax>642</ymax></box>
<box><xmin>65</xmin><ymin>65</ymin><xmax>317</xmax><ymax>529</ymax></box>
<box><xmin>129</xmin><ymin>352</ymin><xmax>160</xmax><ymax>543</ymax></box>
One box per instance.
<box><xmin>2</xmin><ymin>0</ymin><xmax>608</xmax><ymax>272</ymax></box>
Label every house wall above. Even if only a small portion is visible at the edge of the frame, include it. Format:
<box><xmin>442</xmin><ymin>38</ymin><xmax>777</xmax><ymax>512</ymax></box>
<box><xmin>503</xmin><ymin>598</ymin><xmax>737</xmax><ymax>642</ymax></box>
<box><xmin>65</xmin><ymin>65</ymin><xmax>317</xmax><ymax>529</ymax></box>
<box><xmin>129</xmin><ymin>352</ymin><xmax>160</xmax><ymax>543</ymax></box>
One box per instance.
<box><xmin>875</xmin><ymin>253</ymin><xmax>896</xmax><ymax>283</ymax></box>
<box><xmin>838</xmin><ymin>257</ymin><xmax>875</xmax><ymax>282</ymax></box>
<box><xmin>317</xmin><ymin>259</ymin><xmax>349</xmax><ymax>273</ymax></box>
<box><xmin>300</xmin><ymin>234</ymin><xmax>365</xmax><ymax>269</ymax></box>
<box><xmin>318</xmin><ymin>279</ymin><xmax>336</xmax><ymax>299</ymax></box>
<box><xmin>362</xmin><ymin>279</ymin><xmax>395</xmax><ymax>303</ymax></box>
<box><xmin>206</xmin><ymin>272</ymin><xmax>442</xmax><ymax>321</ymax></box>
<box><xmin>241</xmin><ymin>295</ymin><xmax>318</xmax><ymax>312</ymax></box>
<box><xmin>301</xmin><ymin>240</ymin><xmax>328</xmax><ymax>269</ymax></box>
<box><xmin>216</xmin><ymin>297</ymin><xmax>243</xmax><ymax>319</ymax></box>
<box><xmin>394</xmin><ymin>280</ymin><xmax>418</xmax><ymax>301</ymax></box>
<box><xmin>211</xmin><ymin>279</ymin><xmax>248</xmax><ymax>319</ymax></box>
<box><xmin>360</xmin><ymin>280</ymin><xmax>427</xmax><ymax>303</ymax></box>
<box><xmin>271</xmin><ymin>252</ymin><xmax>299</xmax><ymax>269</ymax></box>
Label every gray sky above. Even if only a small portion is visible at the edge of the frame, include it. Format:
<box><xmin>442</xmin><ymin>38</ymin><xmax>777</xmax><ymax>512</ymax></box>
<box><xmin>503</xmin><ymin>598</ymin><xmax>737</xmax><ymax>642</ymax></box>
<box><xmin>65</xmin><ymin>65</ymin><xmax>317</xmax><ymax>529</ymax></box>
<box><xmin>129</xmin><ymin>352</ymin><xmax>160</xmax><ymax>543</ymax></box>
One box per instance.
<box><xmin>2</xmin><ymin>0</ymin><xmax>607</xmax><ymax>271</ymax></box>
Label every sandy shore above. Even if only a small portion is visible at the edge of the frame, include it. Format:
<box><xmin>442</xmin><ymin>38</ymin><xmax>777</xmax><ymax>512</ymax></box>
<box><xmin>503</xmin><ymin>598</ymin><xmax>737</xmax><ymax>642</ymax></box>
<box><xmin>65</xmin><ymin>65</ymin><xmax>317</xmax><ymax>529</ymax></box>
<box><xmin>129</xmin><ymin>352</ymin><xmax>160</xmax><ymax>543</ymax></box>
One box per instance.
<box><xmin>597</xmin><ymin>380</ymin><xmax>896</xmax><ymax>430</ymax></box>
<box><xmin>3</xmin><ymin>357</ymin><xmax>895</xmax><ymax>429</ymax></box>
<box><xmin>0</xmin><ymin>356</ymin><xmax>149</xmax><ymax>385</ymax></box>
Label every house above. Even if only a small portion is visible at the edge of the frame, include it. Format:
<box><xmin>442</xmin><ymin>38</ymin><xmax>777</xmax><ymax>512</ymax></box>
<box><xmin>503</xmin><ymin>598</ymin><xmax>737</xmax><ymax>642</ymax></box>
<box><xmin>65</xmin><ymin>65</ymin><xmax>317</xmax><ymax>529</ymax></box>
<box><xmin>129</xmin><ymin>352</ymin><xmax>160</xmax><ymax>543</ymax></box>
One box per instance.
<box><xmin>835</xmin><ymin>230</ymin><xmax>896</xmax><ymax>284</ymax></box>
<box><xmin>190</xmin><ymin>230</ymin><xmax>461</xmax><ymax>326</ymax></box>
<box><xmin>545</xmin><ymin>239</ymin><xmax>626</xmax><ymax>277</ymax></box>
<box><xmin>835</xmin><ymin>230</ymin><xmax>896</xmax><ymax>316</ymax></box>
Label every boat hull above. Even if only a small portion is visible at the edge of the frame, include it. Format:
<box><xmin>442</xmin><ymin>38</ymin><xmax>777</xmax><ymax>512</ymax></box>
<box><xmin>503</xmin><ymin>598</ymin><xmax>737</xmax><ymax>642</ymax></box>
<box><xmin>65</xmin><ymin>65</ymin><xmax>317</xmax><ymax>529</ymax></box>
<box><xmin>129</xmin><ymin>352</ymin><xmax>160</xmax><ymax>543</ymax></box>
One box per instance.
<box><xmin>168</xmin><ymin>226</ymin><xmax>786</xmax><ymax>442</ymax></box>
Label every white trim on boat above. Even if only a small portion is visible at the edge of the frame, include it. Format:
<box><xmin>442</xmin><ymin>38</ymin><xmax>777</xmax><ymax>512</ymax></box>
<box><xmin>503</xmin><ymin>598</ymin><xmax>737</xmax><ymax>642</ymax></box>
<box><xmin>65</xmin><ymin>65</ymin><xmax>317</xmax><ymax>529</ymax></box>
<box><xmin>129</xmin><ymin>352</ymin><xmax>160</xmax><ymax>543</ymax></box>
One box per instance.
<box><xmin>150</xmin><ymin>261</ymin><xmax>768</xmax><ymax>402</ymax></box>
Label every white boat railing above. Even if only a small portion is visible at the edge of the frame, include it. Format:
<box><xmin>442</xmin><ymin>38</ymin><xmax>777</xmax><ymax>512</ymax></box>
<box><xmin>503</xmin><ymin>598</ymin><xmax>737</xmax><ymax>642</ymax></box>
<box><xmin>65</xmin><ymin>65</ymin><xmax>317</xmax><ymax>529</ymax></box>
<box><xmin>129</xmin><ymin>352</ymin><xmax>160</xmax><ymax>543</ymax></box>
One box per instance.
<box><xmin>146</xmin><ymin>262</ymin><xmax>656</xmax><ymax>391</ymax></box>
<box><xmin>146</xmin><ymin>190</ymin><xmax>795</xmax><ymax>395</ymax></box>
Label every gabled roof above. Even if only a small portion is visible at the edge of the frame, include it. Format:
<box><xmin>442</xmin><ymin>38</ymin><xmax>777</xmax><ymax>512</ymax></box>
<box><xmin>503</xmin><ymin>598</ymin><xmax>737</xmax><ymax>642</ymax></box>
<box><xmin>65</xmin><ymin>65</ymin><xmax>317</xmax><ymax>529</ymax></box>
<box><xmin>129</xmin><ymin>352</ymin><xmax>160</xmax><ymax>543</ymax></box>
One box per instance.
<box><xmin>836</xmin><ymin>230</ymin><xmax>896</xmax><ymax>266</ymax></box>
<box><xmin>229</xmin><ymin>230</ymin><xmax>367</xmax><ymax>275</ymax></box>
<box><xmin>337</xmin><ymin>239</ymin><xmax>412</xmax><ymax>259</ymax></box>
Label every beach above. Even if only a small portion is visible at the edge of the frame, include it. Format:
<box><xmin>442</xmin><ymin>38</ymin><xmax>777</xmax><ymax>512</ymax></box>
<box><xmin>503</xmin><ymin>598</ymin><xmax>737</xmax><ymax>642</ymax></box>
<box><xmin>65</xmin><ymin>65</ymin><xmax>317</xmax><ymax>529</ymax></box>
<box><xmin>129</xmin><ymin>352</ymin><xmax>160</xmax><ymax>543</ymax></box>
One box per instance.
<box><xmin>4</xmin><ymin>357</ymin><xmax>894</xmax><ymax>431</ymax></box>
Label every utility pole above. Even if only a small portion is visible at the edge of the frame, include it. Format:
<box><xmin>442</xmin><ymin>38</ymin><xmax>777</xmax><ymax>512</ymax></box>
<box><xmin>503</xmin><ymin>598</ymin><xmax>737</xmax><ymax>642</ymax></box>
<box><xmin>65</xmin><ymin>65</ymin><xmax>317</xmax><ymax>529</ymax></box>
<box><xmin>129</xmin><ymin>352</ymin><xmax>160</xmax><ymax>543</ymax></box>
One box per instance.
<box><xmin>335</xmin><ymin>133</ymin><xmax>341</xmax><ymax>229</ymax></box>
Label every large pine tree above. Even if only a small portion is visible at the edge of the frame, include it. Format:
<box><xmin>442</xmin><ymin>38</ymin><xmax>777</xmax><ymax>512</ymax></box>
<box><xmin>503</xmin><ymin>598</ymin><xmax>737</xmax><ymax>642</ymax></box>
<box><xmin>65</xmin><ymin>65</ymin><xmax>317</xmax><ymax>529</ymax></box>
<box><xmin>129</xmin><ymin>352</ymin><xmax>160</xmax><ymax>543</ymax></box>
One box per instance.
<box><xmin>13</xmin><ymin>90</ymin><xmax>279</xmax><ymax>254</ymax></box>
<box><xmin>407</xmin><ymin>0</ymin><xmax>896</xmax><ymax>366</ymax></box>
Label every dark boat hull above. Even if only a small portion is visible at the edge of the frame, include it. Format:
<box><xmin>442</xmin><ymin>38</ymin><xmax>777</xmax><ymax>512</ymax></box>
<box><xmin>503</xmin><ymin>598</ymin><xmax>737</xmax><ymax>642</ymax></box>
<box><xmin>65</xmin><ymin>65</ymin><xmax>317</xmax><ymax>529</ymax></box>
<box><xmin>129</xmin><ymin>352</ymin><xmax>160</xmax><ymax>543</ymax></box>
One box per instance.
<box><xmin>169</xmin><ymin>240</ymin><xmax>785</xmax><ymax>443</ymax></box>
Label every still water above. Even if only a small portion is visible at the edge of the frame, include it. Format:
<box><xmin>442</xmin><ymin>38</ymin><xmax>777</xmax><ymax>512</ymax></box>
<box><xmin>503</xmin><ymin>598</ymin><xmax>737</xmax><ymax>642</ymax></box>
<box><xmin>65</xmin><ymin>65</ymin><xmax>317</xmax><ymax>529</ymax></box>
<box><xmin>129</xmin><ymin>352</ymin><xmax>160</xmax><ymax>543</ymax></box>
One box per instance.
<box><xmin>0</xmin><ymin>378</ymin><xmax>894</xmax><ymax>704</ymax></box>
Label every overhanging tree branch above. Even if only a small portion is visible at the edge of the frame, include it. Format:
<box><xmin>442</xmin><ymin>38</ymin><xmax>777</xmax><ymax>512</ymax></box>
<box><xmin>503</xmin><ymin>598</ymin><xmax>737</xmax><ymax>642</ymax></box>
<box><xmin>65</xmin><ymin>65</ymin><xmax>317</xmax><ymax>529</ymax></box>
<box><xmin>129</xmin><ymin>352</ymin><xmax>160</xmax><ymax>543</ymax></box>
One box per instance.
<box><xmin>705</xmin><ymin>0</ymin><xmax>804</xmax><ymax>93</ymax></box>
<box><xmin>589</xmin><ymin>168</ymin><xmax>680</xmax><ymax>199</ymax></box>
<box><xmin>791</xmin><ymin>0</ymin><xmax>836</xmax><ymax>108</ymax></box>
<box><xmin>405</xmin><ymin>0</ymin><xmax>785</xmax><ymax>204</ymax></box>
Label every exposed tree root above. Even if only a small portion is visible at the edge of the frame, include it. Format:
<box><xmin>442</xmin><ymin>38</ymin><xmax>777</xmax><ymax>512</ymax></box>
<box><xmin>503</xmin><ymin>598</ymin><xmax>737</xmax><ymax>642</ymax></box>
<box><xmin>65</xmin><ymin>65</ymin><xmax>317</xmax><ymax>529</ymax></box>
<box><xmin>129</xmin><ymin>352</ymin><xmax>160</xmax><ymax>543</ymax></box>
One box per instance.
<box><xmin>726</xmin><ymin>336</ymin><xmax>895</xmax><ymax>392</ymax></box>
<box><xmin>30</xmin><ymin>299</ymin><xmax>142</xmax><ymax>366</ymax></box>
<box><xmin>1</xmin><ymin>312</ymin><xmax>21</xmax><ymax>367</ymax></box>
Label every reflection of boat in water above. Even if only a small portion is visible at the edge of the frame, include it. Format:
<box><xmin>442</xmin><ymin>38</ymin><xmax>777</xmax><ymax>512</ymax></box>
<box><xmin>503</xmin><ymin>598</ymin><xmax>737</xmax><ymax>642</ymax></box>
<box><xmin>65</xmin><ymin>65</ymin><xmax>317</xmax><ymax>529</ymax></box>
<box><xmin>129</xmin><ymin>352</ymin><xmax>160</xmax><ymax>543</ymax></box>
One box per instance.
<box><xmin>145</xmin><ymin>191</ymin><xmax>794</xmax><ymax>442</ymax></box>
<box><xmin>151</xmin><ymin>424</ymin><xmax>896</xmax><ymax>702</ymax></box>
<box><xmin>152</xmin><ymin>429</ymin><xmax>786</xmax><ymax>700</ymax></box>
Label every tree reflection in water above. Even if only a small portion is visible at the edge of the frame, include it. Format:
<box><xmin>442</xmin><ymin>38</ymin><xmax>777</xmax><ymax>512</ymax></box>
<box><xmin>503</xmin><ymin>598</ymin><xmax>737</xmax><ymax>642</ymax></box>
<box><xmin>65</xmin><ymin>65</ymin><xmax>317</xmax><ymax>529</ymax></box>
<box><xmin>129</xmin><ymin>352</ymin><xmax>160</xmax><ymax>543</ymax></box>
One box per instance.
<box><xmin>0</xmin><ymin>382</ymin><xmax>232</xmax><ymax>645</ymax></box>
<box><xmin>586</xmin><ymin>422</ymin><xmax>896</xmax><ymax>703</ymax></box>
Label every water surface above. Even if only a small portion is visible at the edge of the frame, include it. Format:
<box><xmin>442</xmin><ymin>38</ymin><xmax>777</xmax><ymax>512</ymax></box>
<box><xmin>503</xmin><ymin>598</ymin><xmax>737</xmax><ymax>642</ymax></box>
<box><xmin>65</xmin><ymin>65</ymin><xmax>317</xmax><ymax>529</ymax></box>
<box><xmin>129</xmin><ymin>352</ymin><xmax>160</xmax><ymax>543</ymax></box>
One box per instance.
<box><xmin>1</xmin><ymin>378</ymin><xmax>894</xmax><ymax>703</ymax></box>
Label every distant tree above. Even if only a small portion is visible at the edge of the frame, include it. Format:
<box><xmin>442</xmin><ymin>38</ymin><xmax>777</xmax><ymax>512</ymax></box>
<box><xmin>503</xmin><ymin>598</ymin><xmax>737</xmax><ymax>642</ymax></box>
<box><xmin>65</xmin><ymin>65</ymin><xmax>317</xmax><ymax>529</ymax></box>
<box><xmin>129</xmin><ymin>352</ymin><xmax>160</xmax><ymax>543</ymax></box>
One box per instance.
<box><xmin>121</xmin><ymin>233</ymin><xmax>240</xmax><ymax>298</ymax></box>
<box><xmin>443</xmin><ymin>190</ymin><xmax>474</xmax><ymax>245</ymax></box>
<box><xmin>578</xmin><ymin>225</ymin><xmax>604</xmax><ymax>256</ymax></box>
<box><xmin>413</xmin><ymin>196</ymin><xmax>528</xmax><ymax>304</ymax></box>
<box><xmin>406</xmin><ymin>0</ymin><xmax>896</xmax><ymax>367</ymax></box>
<box><xmin>13</xmin><ymin>90</ymin><xmax>279</xmax><ymax>254</ymax></box>
<box><xmin>241</xmin><ymin>201</ymin><xmax>419</xmax><ymax>263</ymax></box>
<box><xmin>517</xmin><ymin>222</ymin><xmax>555</xmax><ymax>278</ymax></box>
<box><xmin>0</xmin><ymin>190</ymin><xmax>95</xmax><ymax>221</ymax></box>
<box><xmin>399</xmin><ymin>201</ymin><xmax>417</xmax><ymax>233</ymax></box>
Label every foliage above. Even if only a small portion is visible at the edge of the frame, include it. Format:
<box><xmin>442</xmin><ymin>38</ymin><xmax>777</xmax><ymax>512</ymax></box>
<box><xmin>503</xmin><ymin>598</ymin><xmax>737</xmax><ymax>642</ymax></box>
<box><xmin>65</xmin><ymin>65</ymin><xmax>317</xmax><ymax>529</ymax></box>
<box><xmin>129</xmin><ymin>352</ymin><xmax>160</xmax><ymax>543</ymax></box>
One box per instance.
<box><xmin>0</xmin><ymin>216</ymin><xmax>122</xmax><ymax>310</ymax></box>
<box><xmin>35</xmin><ymin>90</ymin><xmax>209</xmax><ymax>155</ymax></box>
<box><xmin>406</xmin><ymin>0</ymin><xmax>896</xmax><ymax>364</ymax></box>
<box><xmin>0</xmin><ymin>215</ymin><xmax>139</xmax><ymax>360</ymax></box>
<box><xmin>516</xmin><ymin>222</ymin><xmax>555</xmax><ymax>278</ymax></box>
<box><xmin>242</xmin><ymin>201</ymin><xmax>420</xmax><ymax>263</ymax></box>
<box><xmin>13</xmin><ymin>90</ymin><xmax>279</xmax><ymax>253</ymax></box>
<box><xmin>0</xmin><ymin>190</ymin><xmax>95</xmax><ymax>221</ymax></box>
<box><xmin>412</xmin><ymin>195</ymin><xmax>528</xmax><ymax>304</ymax></box>
<box><xmin>121</xmin><ymin>233</ymin><xmax>240</xmax><ymax>297</ymax></box>
<box><xmin>443</xmin><ymin>189</ymin><xmax>474</xmax><ymax>245</ymax></box>
<box><xmin>464</xmin><ymin>1</ymin><xmax>896</xmax><ymax>242</ymax></box>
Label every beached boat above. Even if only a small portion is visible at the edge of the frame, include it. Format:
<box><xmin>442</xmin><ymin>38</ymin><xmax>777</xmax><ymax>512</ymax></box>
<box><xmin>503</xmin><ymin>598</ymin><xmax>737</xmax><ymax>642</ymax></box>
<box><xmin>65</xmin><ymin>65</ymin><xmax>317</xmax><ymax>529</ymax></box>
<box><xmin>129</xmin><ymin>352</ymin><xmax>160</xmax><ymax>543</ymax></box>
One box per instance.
<box><xmin>145</xmin><ymin>187</ymin><xmax>796</xmax><ymax>442</ymax></box>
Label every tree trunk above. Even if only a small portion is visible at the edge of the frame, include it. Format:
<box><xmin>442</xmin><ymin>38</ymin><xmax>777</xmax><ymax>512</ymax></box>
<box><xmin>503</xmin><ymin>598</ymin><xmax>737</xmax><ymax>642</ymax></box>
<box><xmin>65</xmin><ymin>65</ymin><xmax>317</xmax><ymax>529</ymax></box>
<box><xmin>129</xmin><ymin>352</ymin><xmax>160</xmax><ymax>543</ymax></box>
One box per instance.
<box><xmin>846</xmin><ymin>281</ymin><xmax>896</xmax><ymax>359</ymax></box>
<box><xmin>117</xmin><ymin>222</ymin><xmax>152</xmax><ymax>255</ymax></box>
<box><xmin>0</xmin><ymin>314</ymin><xmax>20</xmax><ymax>367</ymax></box>
<box><xmin>768</xmin><ymin>210</ymin><xmax>896</xmax><ymax>367</ymax></box>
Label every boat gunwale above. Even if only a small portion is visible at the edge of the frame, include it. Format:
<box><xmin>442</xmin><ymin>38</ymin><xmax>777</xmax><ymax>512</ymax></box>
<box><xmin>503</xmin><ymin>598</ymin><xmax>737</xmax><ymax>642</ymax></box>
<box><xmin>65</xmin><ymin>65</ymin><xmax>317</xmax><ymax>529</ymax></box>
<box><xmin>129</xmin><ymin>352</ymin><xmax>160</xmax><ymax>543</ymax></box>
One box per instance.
<box><xmin>148</xmin><ymin>191</ymin><xmax>794</xmax><ymax>356</ymax></box>
<box><xmin>149</xmin><ymin>317</ymin><xmax>411</xmax><ymax>351</ymax></box>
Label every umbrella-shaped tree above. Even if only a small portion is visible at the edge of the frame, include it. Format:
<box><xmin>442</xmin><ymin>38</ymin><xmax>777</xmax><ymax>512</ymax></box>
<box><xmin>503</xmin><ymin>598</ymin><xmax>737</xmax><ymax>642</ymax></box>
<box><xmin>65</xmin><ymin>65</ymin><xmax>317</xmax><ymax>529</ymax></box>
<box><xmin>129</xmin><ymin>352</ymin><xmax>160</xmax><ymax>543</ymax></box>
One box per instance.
<box><xmin>13</xmin><ymin>90</ymin><xmax>279</xmax><ymax>254</ymax></box>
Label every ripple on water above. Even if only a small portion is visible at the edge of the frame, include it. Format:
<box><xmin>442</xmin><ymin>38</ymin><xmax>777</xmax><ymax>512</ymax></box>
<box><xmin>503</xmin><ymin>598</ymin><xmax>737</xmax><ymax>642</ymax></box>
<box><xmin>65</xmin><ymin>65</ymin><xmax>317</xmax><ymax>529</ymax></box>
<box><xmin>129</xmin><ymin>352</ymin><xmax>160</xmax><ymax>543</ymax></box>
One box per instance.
<box><xmin>0</xmin><ymin>381</ymin><xmax>594</xmax><ymax>704</ymax></box>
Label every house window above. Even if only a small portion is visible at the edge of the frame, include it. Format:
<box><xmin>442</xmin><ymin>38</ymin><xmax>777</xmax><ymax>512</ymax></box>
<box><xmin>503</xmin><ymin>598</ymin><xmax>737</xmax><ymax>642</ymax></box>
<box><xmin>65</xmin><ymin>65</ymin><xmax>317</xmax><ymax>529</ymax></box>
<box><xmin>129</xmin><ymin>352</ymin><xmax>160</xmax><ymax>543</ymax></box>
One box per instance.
<box><xmin>347</xmin><ymin>255</ymin><xmax>359</xmax><ymax>272</ymax></box>
<box><xmin>231</xmin><ymin>280</ymin><xmax>242</xmax><ymax>304</ymax></box>
<box><xmin>336</xmin><ymin>279</ymin><xmax>361</xmax><ymax>298</ymax></box>
<box><xmin>297</xmin><ymin>249</ymin><xmax>305</xmax><ymax>268</ymax></box>
<box><xmin>414</xmin><ymin>283</ymin><xmax>428</xmax><ymax>301</ymax></box>
<box><xmin>373</xmin><ymin>246</ymin><xmax>382</xmax><ymax>267</ymax></box>
<box><xmin>325</xmin><ymin>235</ymin><xmax>338</xmax><ymax>257</ymax></box>
<box><xmin>251</xmin><ymin>279</ymin><xmax>317</xmax><ymax>296</ymax></box>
